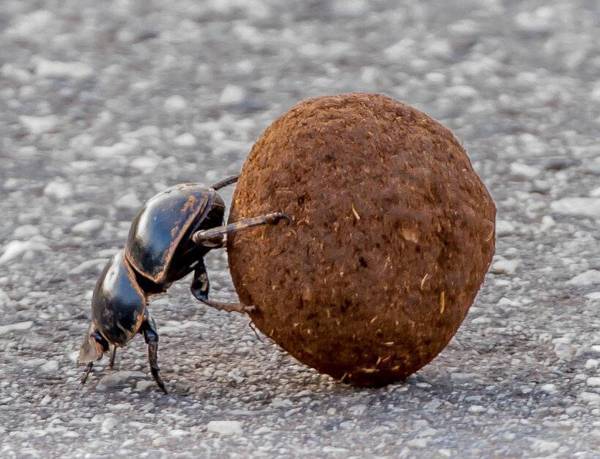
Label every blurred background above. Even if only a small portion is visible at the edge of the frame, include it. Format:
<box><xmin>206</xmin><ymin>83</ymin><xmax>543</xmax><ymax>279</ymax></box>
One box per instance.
<box><xmin>1</xmin><ymin>0</ymin><xmax>600</xmax><ymax>457</ymax></box>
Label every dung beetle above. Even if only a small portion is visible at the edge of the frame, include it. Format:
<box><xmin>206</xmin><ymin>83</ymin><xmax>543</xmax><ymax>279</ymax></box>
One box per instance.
<box><xmin>78</xmin><ymin>175</ymin><xmax>288</xmax><ymax>393</ymax></box>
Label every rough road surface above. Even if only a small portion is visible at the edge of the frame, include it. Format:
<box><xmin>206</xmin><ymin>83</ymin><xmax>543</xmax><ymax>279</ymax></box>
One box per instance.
<box><xmin>1</xmin><ymin>1</ymin><xmax>600</xmax><ymax>457</ymax></box>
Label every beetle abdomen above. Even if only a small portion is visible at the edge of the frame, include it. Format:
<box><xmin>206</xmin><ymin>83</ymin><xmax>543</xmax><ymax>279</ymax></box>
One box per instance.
<box><xmin>92</xmin><ymin>250</ymin><xmax>146</xmax><ymax>346</ymax></box>
<box><xmin>125</xmin><ymin>184</ymin><xmax>212</xmax><ymax>284</ymax></box>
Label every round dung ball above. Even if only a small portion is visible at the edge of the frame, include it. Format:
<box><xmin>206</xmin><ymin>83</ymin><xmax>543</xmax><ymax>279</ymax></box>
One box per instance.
<box><xmin>227</xmin><ymin>93</ymin><xmax>495</xmax><ymax>386</ymax></box>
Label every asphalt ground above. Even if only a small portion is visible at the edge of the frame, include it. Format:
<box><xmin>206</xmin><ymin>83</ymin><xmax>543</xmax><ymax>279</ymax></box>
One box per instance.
<box><xmin>1</xmin><ymin>1</ymin><xmax>600</xmax><ymax>457</ymax></box>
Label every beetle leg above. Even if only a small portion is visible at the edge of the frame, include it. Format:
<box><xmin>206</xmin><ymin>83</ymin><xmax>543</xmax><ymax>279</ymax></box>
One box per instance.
<box><xmin>211</xmin><ymin>174</ymin><xmax>239</xmax><ymax>190</ymax></box>
<box><xmin>190</xmin><ymin>259</ymin><xmax>255</xmax><ymax>313</ymax></box>
<box><xmin>81</xmin><ymin>362</ymin><xmax>94</xmax><ymax>385</ymax></box>
<box><xmin>192</xmin><ymin>212</ymin><xmax>290</xmax><ymax>248</ymax></box>
<box><xmin>141</xmin><ymin>316</ymin><xmax>168</xmax><ymax>394</ymax></box>
<box><xmin>108</xmin><ymin>346</ymin><xmax>117</xmax><ymax>370</ymax></box>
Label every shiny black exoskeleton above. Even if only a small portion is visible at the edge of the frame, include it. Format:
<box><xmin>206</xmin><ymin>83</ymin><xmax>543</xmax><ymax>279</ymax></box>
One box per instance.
<box><xmin>78</xmin><ymin>176</ymin><xmax>288</xmax><ymax>393</ymax></box>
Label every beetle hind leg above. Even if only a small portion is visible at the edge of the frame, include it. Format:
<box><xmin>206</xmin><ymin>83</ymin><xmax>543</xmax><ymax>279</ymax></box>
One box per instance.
<box><xmin>190</xmin><ymin>259</ymin><xmax>255</xmax><ymax>313</ymax></box>
<box><xmin>192</xmin><ymin>212</ymin><xmax>290</xmax><ymax>248</ymax></box>
<box><xmin>141</xmin><ymin>315</ymin><xmax>168</xmax><ymax>394</ymax></box>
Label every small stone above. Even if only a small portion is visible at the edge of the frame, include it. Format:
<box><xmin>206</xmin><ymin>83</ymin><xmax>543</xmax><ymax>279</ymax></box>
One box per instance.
<box><xmin>69</xmin><ymin>259</ymin><xmax>107</xmax><ymax>275</ymax></box>
<box><xmin>101</xmin><ymin>417</ymin><xmax>118</xmax><ymax>434</ymax></box>
<box><xmin>130</xmin><ymin>156</ymin><xmax>159</xmax><ymax>174</ymax></box>
<box><xmin>72</xmin><ymin>219</ymin><xmax>104</xmax><ymax>235</ymax></box>
<box><xmin>173</xmin><ymin>133</ymin><xmax>197</xmax><ymax>147</ymax></box>
<box><xmin>540</xmin><ymin>215</ymin><xmax>555</xmax><ymax>232</ymax></box>
<box><xmin>35</xmin><ymin>59</ymin><xmax>93</xmax><ymax>80</ymax></box>
<box><xmin>13</xmin><ymin>225</ymin><xmax>39</xmax><ymax>239</ymax></box>
<box><xmin>496</xmin><ymin>220</ymin><xmax>515</xmax><ymax>236</ymax></box>
<box><xmin>551</xmin><ymin>198</ymin><xmax>600</xmax><ymax>218</ymax></box>
<box><xmin>0</xmin><ymin>321</ymin><xmax>33</xmax><ymax>335</ymax></box>
<box><xmin>491</xmin><ymin>258</ymin><xmax>519</xmax><ymax>275</ymax></box>
<box><xmin>586</xmin><ymin>377</ymin><xmax>600</xmax><ymax>387</ymax></box>
<box><xmin>164</xmin><ymin>95</ymin><xmax>187</xmax><ymax>113</ymax></box>
<box><xmin>206</xmin><ymin>420</ymin><xmax>242</xmax><ymax>435</ymax></box>
<box><xmin>468</xmin><ymin>405</ymin><xmax>486</xmax><ymax>414</ymax></box>
<box><xmin>530</xmin><ymin>439</ymin><xmax>560</xmax><ymax>454</ymax></box>
<box><xmin>20</xmin><ymin>115</ymin><xmax>59</xmax><ymax>135</ymax></box>
<box><xmin>510</xmin><ymin>163</ymin><xmax>540</xmax><ymax>179</ymax></box>
<box><xmin>540</xmin><ymin>383</ymin><xmax>557</xmax><ymax>394</ymax></box>
<box><xmin>585</xmin><ymin>359</ymin><xmax>599</xmax><ymax>370</ymax></box>
<box><xmin>93</xmin><ymin>142</ymin><xmax>138</xmax><ymax>158</ymax></box>
<box><xmin>7</xmin><ymin>10</ymin><xmax>55</xmax><ymax>37</ymax></box>
<box><xmin>115</xmin><ymin>193</ymin><xmax>141</xmax><ymax>210</ymax></box>
<box><xmin>0</xmin><ymin>240</ymin><xmax>49</xmax><ymax>264</ymax></box>
<box><xmin>0</xmin><ymin>289</ymin><xmax>13</xmax><ymax>308</ymax></box>
<box><xmin>580</xmin><ymin>392</ymin><xmax>600</xmax><ymax>404</ymax></box>
<box><xmin>135</xmin><ymin>380</ymin><xmax>154</xmax><ymax>392</ymax></box>
<box><xmin>40</xmin><ymin>360</ymin><xmax>59</xmax><ymax>373</ymax></box>
<box><xmin>219</xmin><ymin>85</ymin><xmax>246</xmax><ymax>105</ymax></box>
<box><xmin>567</xmin><ymin>270</ymin><xmax>600</xmax><ymax>287</ymax></box>
<box><xmin>98</xmin><ymin>371</ymin><xmax>145</xmax><ymax>389</ymax></box>
<box><xmin>44</xmin><ymin>180</ymin><xmax>73</xmax><ymax>200</ymax></box>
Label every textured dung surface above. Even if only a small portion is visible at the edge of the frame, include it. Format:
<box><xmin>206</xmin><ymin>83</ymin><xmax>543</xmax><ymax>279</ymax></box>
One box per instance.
<box><xmin>228</xmin><ymin>93</ymin><xmax>496</xmax><ymax>385</ymax></box>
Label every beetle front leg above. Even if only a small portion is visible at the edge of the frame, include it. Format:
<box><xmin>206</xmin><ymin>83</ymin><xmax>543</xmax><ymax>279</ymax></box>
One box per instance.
<box><xmin>190</xmin><ymin>259</ymin><xmax>255</xmax><ymax>313</ymax></box>
<box><xmin>191</xmin><ymin>212</ymin><xmax>290</xmax><ymax>248</ymax></box>
<box><xmin>141</xmin><ymin>315</ymin><xmax>168</xmax><ymax>394</ymax></box>
<box><xmin>108</xmin><ymin>346</ymin><xmax>117</xmax><ymax>370</ymax></box>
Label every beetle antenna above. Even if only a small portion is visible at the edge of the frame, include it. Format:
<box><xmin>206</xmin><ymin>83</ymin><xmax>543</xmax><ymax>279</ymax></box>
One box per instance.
<box><xmin>211</xmin><ymin>175</ymin><xmax>239</xmax><ymax>190</ymax></box>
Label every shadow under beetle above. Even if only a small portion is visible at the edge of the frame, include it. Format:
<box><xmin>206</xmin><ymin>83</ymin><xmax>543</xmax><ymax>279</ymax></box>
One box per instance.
<box><xmin>78</xmin><ymin>175</ymin><xmax>288</xmax><ymax>393</ymax></box>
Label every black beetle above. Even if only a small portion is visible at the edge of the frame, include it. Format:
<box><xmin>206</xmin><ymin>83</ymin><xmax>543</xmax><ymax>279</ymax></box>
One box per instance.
<box><xmin>78</xmin><ymin>175</ymin><xmax>288</xmax><ymax>393</ymax></box>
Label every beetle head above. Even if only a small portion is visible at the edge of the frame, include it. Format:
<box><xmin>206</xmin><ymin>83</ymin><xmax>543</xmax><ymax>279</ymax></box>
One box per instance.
<box><xmin>78</xmin><ymin>324</ymin><xmax>110</xmax><ymax>364</ymax></box>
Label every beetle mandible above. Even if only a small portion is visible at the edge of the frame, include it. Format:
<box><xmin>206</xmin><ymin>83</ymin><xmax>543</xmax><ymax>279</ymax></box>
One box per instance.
<box><xmin>78</xmin><ymin>175</ymin><xmax>288</xmax><ymax>393</ymax></box>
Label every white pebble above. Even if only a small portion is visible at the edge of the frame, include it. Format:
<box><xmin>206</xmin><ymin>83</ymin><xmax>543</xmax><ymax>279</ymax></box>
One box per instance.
<box><xmin>0</xmin><ymin>240</ymin><xmax>49</xmax><ymax>264</ymax></box>
<box><xmin>35</xmin><ymin>59</ymin><xmax>93</xmax><ymax>80</ymax></box>
<box><xmin>219</xmin><ymin>85</ymin><xmax>246</xmax><ymax>105</ymax></box>
<box><xmin>72</xmin><ymin>219</ymin><xmax>104</xmax><ymax>235</ymax></box>
<box><xmin>530</xmin><ymin>439</ymin><xmax>560</xmax><ymax>454</ymax></box>
<box><xmin>44</xmin><ymin>180</ymin><xmax>73</xmax><ymax>200</ymax></box>
<box><xmin>585</xmin><ymin>359</ymin><xmax>599</xmax><ymax>370</ymax></box>
<box><xmin>13</xmin><ymin>225</ymin><xmax>39</xmax><ymax>239</ymax></box>
<box><xmin>510</xmin><ymin>163</ymin><xmax>540</xmax><ymax>179</ymax></box>
<box><xmin>130</xmin><ymin>156</ymin><xmax>159</xmax><ymax>174</ymax></box>
<box><xmin>164</xmin><ymin>95</ymin><xmax>187</xmax><ymax>113</ymax></box>
<box><xmin>496</xmin><ymin>220</ymin><xmax>515</xmax><ymax>236</ymax></box>
<box><xmin>92</xmin><ymin>141</ymin><xmax>138</xmax><ymax>158</ymax></box>
<box><xmin>0</xmin><ymin>289</ymin><xmax>13</xmax><ymax>307</ymax></box>
<box><xmin>580</xmin><ymin>392</ymin><xmax>600</xmax><ymax>404</ymax></box>
<box><xmin>587</xmin><ymin>377</ymin><xmax>600</xmax><ymax>387</ymax></box>
<box><xmin>207</xmin><ymin>420</ymin><xmax>242</xmax><ymax>435</ymax></box>
<box><xmin>551</xmin><ymin>198</ymin><xmax>600</xmax><ymax>218</ymax></box>
<box><xmin>40</xmin><ymin>360</ymin><xmax>59</xmax><ymax>373</ymax></box>
<box><xmin>6</xmin><ymin>10</ymin><xmax>55</xmax><ymax>37</ymax></box>
<box><xmin>20</xmin><ymin>115</ymin><xmax>59</xmax><ymax>135</ymax></box>
<box><xmin>0</xmin><ymin>321</ymin><xmax>33</xmax><ymax>335</ymax></box>
<box><xmin>101</xmin><ymin>417</ymin><xmax>118</xmax><ymax>434</ymax></box>
<box><xmin>491</xmin><ymin>258</ymin><xmax>519</xmax><ymax>275</ymax></box>
<box><xmin>115</xmin><ymin>193</ymin><xmax>141</xmax><ymax>210</ymax></box>
<box><xmin>540</xmin><ymin>215</ymin><xmax>555</xmax><ymax>232</ymax></box>
<box><xmin>69</xmin><ymin>259</ymin><xmax>107</xmax><ymax>275</ymax></box>
<box><xmin>540</xmin><ymin>383</ymin><xmax>557</xmax><ymax>394</ymax></box>
<box><xmin>173</xmin><ymin>133</ymin><xmax>197</xmax><ymax>147</ymax></box>
<box><xmin>567</xmin><ymin>270</ymin><xmax>600</xmax><ymax>287</ymax></box>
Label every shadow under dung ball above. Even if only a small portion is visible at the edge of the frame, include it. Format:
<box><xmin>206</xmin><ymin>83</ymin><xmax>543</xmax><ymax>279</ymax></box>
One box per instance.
<box><xmin>228</xmin><ymin>93</ymin><xmax>496</xmax><ymax>386</ymax></box>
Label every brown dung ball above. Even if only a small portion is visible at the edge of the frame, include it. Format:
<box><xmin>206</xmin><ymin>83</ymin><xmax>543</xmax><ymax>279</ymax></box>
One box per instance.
<box><xmin>227</xmin><ymin>93</ymin><xmax>495</xmax><ymax>386</ymax></box>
